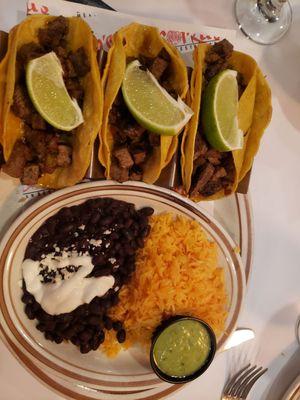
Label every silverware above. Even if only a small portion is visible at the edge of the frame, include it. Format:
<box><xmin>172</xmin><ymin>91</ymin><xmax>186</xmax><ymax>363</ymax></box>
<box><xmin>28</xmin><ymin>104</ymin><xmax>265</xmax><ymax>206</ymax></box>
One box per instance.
<box><xmin>221</xmin><ymin>364</ymin><xmax>268</xmax><ymax>399</ymax></box>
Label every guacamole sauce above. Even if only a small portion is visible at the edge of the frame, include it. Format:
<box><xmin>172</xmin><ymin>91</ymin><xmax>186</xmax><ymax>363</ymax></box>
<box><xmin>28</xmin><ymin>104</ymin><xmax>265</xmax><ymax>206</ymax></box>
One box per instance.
<box><xmin>153</xmin><ymin>319</ymin><xmax>211</xmax><ymax>377</ymax></box>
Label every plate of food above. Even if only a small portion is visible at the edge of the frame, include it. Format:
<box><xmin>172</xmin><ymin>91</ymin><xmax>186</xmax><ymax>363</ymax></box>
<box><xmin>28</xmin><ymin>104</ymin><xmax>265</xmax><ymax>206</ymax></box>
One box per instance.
<box><xmin>0</xmin><ymin>7</ymin><xmax>272</xmax><ymax>400</ymax></box>
<box><xmin>0</xmin><ymin>180</ymin><xmax>245</xmax><ymax>399</ymax></box>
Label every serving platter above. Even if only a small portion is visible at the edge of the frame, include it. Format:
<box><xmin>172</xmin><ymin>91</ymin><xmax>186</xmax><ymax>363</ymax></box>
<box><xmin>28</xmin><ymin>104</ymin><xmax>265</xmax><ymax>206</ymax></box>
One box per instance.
<box><xmin>0</xmin><ymin>180</ymin><xmax>245</xmax><ymax>399</ymax></box>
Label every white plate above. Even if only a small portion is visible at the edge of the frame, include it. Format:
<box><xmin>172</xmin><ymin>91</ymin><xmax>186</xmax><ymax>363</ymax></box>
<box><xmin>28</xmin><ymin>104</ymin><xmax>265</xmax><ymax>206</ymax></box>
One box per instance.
<box><xmin>0</xmin><ymin>181</ymin><xmax>245</xmax><ymax>399</ymax></box>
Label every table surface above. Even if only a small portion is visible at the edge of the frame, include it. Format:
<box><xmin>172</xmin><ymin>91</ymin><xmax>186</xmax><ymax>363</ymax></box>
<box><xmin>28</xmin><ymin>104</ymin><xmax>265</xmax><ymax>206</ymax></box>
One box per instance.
<box><xmin>0</xmin><ymin>1</ymin><xmax>299</xmax><ymax>399</ymax></box>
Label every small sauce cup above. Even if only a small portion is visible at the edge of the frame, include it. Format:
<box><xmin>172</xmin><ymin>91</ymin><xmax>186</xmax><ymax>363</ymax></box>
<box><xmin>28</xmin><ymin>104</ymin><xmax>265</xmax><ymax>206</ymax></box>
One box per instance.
<box><xmin>150</xmin><ymin>315</ymin><xmax>216</xmax><ymax>383</ymax></box>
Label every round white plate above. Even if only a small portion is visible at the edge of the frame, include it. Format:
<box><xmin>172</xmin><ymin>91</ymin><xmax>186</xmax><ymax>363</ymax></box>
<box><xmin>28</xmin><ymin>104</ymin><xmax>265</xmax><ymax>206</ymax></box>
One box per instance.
<box><xmin>0</xmin><ymin>181</ymin><xmax>245</xmax><ymax>399</ymax></box>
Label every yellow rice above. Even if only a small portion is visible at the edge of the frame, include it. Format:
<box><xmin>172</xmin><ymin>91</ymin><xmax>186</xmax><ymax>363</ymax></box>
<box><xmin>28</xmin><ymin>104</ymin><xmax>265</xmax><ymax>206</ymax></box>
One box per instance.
<box><xmin>102</xmin><ymin>213</ymin><xmax>227</xmax><ymax>357</ymax></box>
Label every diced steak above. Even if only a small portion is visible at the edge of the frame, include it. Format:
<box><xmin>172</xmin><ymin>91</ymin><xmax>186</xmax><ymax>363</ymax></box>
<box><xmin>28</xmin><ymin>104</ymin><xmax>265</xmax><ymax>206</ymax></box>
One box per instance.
<box><xmin>12</xmin><ymin>85</ymin><xmax>33</xmax><ymax>122</ymax></box>
<box><xmin>193</xmin><ymin>135</ymin><xmax>208</xmax><ymax>160</ymax></box>
<box><xmin>25</xmin><ymin>128</ymin><xmax>47</xmax><ymax>159</ymax></box>
<box><xmin>22</xmin><ymin>164</ymin><xmax>40</xmax><ymax>185</ymax></box>
<box><xmin>38</xmin><ymin>16</ymin><xmax>69</xmax><ymax>49</ymax></box>
<box><xmin>148</xmin><ymin>132</ymin><xmax>160</xmax><ymax>147</ymax></box>
<box><xmin>149</xmin><ymin>57</ymin><xmax>168</xmax><ymax>80</ymax></box>
<box><xmin>69</xmin><ymin>47</ymin><xmax>90</xmax><ymax>77</ymax></box>
<box><xmin>191</xmin><ymin>163</ymin><xmax>215</xmax><ymax>197</ymax></box>
<box><xmin>113</xmin><ymin>147</ymin><xmax>134</xmax><ymax>169</ymax></box>
<box><xmin>2</xmin><ymin>141</ymin><xmax>32</xmax><ymax>178</ymax></box>
<box><xmin>132</xmin><ymin>150</ymin><xmax>147</xmax><ymax>165</ymax></box>
<box><xmin>43</xmin><ymin>154</ymin><xmax>58</xmax><ymax>174</ymax></box>
<box><xmin>57</xmin><ymin>145</ymin><xmax>72</xmax><ymax>167</ymax></box>
<box><xmin>31</xmin><ymin>114</ymin><xmax>47</xmax><ymax>130</ymax></box>
<box><xmin>122</xmin><ymin>124</ymin><xmax>146</xmax><ymax>141</ymax></box>
<box><xmin>17</xmin><ymin>42</ymin><xmax>45</xmax><ymax>65</ymax></box>
<box><xmin>212</xmin><ymin>167</ymin><xmax>227</xmax><ymax>181</ymax></box>
<box><xmin>204</xmin><ymin>39</ymin><xmax>234</xmax><ymax>81</ymax></box>
<box><xmin>206</xmin><ymin>149</ymin><xmax>221</xmax><ymax>165</ymax></box>
<box><xmin>65</xmin><ymin>78</ymin><xmax>84</xmax><ymax>102</ymax></box>
<box><xmin>201</xmin><ymin>180</ymin><xmax>223</xmax><ymax>197</ymax></box>
<box><xmin>130</xmin><ymin>169</ymin><xmax>143</xmax><ymax>181</ymax></box>
<box><xmin>110</xmin><ymin>162</ymin><xmax>129</xmax><ymax>183</ymax></box>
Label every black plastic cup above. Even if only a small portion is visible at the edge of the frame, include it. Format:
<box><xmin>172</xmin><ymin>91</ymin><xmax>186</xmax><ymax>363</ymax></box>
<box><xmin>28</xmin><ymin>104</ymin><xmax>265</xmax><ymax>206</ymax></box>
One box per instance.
<box><xmin>150</xmin><ymin>315</ymin><xmax>217</xmax><ymax>384</ymax></box>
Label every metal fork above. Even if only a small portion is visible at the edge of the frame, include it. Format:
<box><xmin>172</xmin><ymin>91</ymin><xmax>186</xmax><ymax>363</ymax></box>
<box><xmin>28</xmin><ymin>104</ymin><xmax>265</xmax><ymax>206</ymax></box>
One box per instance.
<box><xmin>221</xmin><ymin>364</ymin><xmax>268</xmax><ymax>399</ymax></box>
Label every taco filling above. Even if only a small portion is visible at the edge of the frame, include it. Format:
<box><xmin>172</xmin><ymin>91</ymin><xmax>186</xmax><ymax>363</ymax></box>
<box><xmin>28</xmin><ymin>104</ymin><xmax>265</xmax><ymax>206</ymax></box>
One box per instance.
<box><xmin>191</xmin><ymin>39</ymin><xmax>245</xmax><ymax>198</ymax></box>
<box><xmin>2</xmin><ymin>16</ymin><xmax>90</xmax><ymax>185</ymax></box>
<box><xmin>109</xmin><ymin>49</ymin><xmax>175</xmax><ymax>183</ymax></box>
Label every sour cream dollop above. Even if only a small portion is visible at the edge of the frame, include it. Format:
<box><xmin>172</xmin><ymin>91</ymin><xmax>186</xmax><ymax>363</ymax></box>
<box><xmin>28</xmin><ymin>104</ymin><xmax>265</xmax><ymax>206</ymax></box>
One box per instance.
<box><xmin>22</xmin><ymin>251</ymin><xmax>115</xmax><ymax>315</ymax></box>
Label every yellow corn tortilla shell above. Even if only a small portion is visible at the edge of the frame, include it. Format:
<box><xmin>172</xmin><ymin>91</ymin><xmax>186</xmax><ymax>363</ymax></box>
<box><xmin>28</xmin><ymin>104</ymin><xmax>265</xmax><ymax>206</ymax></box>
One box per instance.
<box><xmin>181</xmin><ymin>43</ymin><xmax>271</xmax><ymax>201</ymax></box>
<box><xmin>99</xmin><ymin>22</ymin><xmax>188</xmax><ymax>184</ymax></box>
<box><xmin>2</xmin><ymin>15</ymin><xmax>102</xmax><ymax>189</ymax></box>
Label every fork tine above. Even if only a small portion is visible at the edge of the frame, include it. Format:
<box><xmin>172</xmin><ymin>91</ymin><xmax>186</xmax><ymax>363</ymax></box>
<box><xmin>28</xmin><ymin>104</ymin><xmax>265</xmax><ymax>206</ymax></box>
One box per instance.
<box><xmin>228</xmin><ymin>365</ymin><xmax>258</xmax><ymax>395</ymax></box>
<box><xmin>238</xmin><ymin>368</ymin><xmax>268</xmax><ymax>398</ymax></box>
<box><xmin>223</xmin><ymin>364</ymin><xmax>251</xmax><ymax>394</ymax></box>
<box><xmin>232</xmin><ymin>366</ymin><xmax>262</xmax><ymax>396</ymax></box>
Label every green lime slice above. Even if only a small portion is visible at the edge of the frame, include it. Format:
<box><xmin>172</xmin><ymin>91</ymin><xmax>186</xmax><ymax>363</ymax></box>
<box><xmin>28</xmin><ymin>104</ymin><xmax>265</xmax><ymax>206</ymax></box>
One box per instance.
<box><xmin>202</xmin><ymin>69</ymin><xmax>243</xmax><ymax>151</ymax></box>
<box><xmin>26</xmin><ymin>51</ymin><xmax>84</xmax><ymax>131</ymax></box>
<box><xmin>122</xmin><ymin>60</ymin><xmax>193</xmax><ymax>136</ymax></box>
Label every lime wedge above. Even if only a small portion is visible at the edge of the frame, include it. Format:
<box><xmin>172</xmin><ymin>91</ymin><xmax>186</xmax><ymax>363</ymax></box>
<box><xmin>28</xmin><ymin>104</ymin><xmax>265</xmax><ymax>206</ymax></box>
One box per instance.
<box><xmin>202</xmin><ymin>69</ymin><xmax>243</xmax><ymax>151</ymax></box>
<box><xmin>26</xmin><ymin>51</ymin><xmax>84</xmax><ymax>131</ymax></box>
<box><xmin>122</xmin><ymin>60</ymin><xmax>193</xmax><ymax>136</ymax></box>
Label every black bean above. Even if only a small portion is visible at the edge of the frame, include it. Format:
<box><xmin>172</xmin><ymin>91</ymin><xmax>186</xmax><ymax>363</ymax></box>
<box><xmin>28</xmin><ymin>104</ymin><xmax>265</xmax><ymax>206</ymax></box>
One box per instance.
<box><xmin>141</xmin><ymin>225</ymin><xmax>151</xmax><ymax>238</ymax></box>
<box><xmin>80</xmin><ymin>343</ymin><xmax>91</xmax><ymax>354</ymax></box>
<box><xmin>54</xmin><ymin>335</ymin><xmax>64</xmax><ymax>344</ymax></box>
<box><xmin>87</xmin><ymin>315</ymin><xmax>102</xmax><ymax>326</ymax></box>
<box><xmin>111</xmin><ymin>295</ymin><xmax>119</xmax><ymax>306</ymax></box>
<box><xmin>61</xmin><ymin>223</ymin><xmax>74</xmax><ymax>234</ymax></box>
<box><xmin>92</xmin><ymin>254</ymin><xmax>106</xmax><ymax>266</ymax></box>
<box><xmin>63</xmin><ymin>328</ymin><xmax>76</xmax><ymax>339</ymax></box>
<box><xmin>116</xmin><ymin>329</ymin><xmax>126</xmax><ymax>343</ymax></box>
<box><xmin>45</xmin><ymin>332</ymin><xmax>54</xmax><ymax>341</ymax></box>
<box><xmin>139</xmin><ymin>207</ymin><xmax>154</xmax><ymax>217</ymax></box>
<box><xmin>112</xmin><ymin>321</ymin><xmax>123</xmax><ymax>332</ymax></box>
<box><xmin>79</xmin><ymin>330</ymin><xmax>93</xmax><ymax>342</ymax></box>
<box><xmin>71</xmin><ymin>336</ymin><xmax>80</xmax><ymax>346</ymax></box>
<box><xmin>21</xmin><ymin>293</ymin><xmax>34</xmax><ymax>305</ymax></box>
<box><xmin>100</xmin><ymin>216</ymin><xmax>113</xmax><ymax>226</ymax></box>
<box><xmin>136</xmin><ymin>237</ymin><xmax>144</xmax><ymax>248</ymax></box>
<box><xmin>73</xmin><ymin>323</ymin><xmax>85</xmax><ymax>333</ymax></box>
<box><xmin>90</xmin><ymin>212</ymin><xmax>101</xmax><ymax>224</ymax></box>
<box><xmin>44</xmin><ymin>320</ymin><xmax>56</xmax><ymax>331</ymax></box>
<box><xmin>104</xmin><ymin>316</ymin><xmax>113</xmax><ymax>330</ymax></box>
<box><xmin>36</xmin><ymin>323</ymin><xmax>46</xmax><ymax>332</ymax></box>
<box><xmin>25</xmin><ymin>304</ymin><xmax>35</xmax><ymax>320</ymax></box>
<box><xmin>93</xmin><ymin>267</ymin><xmax>112</xmax><ymax>277</ymax></box>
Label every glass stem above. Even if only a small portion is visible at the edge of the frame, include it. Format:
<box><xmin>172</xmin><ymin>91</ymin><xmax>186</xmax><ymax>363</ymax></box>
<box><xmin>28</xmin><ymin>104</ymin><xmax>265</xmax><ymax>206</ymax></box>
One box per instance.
<box><xmin>258</xmin><ymin>0</ymin><xmax>286</xmax><ymax>22</ymax></box>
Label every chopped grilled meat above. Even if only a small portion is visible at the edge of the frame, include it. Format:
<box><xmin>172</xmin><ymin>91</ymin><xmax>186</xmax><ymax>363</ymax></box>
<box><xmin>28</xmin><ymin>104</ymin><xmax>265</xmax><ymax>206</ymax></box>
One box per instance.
<box><xmin>31</xmin><ymin>114</ymin><xmax>47</xmax><ymax>130</ymax></box>
<box><xmin>148</xmin><ymin>132</ymin><xmax>160</xmax><ymax>147</ymax></box>
<box><xmin>132</xmin><ymin>149</ymin><xmax>147</xmax><ymax>165</ymax></box>
<box><xmin>193</xmin><ymin>135</ymin><xmax>208</xmax><ymax>160</ymax></box>
<box><xmin>237</xmin><ymin>72</ymin><xmax>246</xmax><ymax>99</ymax></box>
<box><xmin>204</xmin><ymin>39</ymin><xmax>233</xmax><ymax>82</ymax></box>
<box><xmin>110</xmin><ymin>162</ymin><xmax>129</xmax><ymax>183</ymax></box>
<box><xmin>2</xmin><ymin>141</ymin><xmax>32</xmax><ymax>178</ymax></box>
<box><xmin>121</xmin><ymin>124</ymin><xmax>146</xmax><ymax>141</ymax></box>
<box><xmin>206</xmin><ymin>149</ymin><xmax>221</xmax><ymax>165</ymax></box>
<box><xmin>193</xmin><ymin>155</ymin><xmax>206</xmax><ymax>169</ymax></box>
<box><xmin>130</xmin><ymin>169</ymin><xmax>143</xmax><ymax>181</ymax></box>
<box><xmin>43</xmin><ymin>153</ymin><xmax>58</xmax><ymax>174</ymax></box>
<box><xmin>46</xmin><ymin>135</ymin><xmax>59</xmax><ymax>152</ymax></box>
<box><xmin>201</xmin><ymin>180</ymin><xmax>223</xmax><ymax>197</ymax></box>
<box><xmin>12</xmin><ymin>84</ymin><xmax>33</xmax><ymax>122</ymax></box>
<box><xmin>69</xmin><ymin>47</ymin><xmax>90</xmax><ymax>77</ymax></box>
<box><xmin>109</xmin><ymin>103</ymin><xmax>123</xmax><ymax>126</ymax></box>
<box><xmin>191</xmin><ymin>163</ymin><xmax>215</xmax><ymax>197</ymax></box>
<box><xmin>212</xmin><ymin>167</ymin><xmax>227</xmax><ymax>181</ymax></box>
<box><xmin>22</xmin><ymin>164</ymin><xmax>40</xmax><ymax>185</ymax></box>
<box><xmin>65</xmin><ymin>78</ymin><xmax>84</xmax><ymax>103</ymax></box>
<box><xmin>24</xmin><ymin>128</ymin><xmax>47</xmax><ymax>159</ymax></box>
<box><xmin>38</xmin><ymin>16</ymin><xmax>69</xmax><ymax>49</ymax></box>
<box><xmin>113</xmin><ymin>147</ymin><xmax>134</xmax><ymax>169</ymax></box>
<box><xmin>61</xmin><ymin>58</ymin><xmax>77</xmax><ymax>79</ymax></box>
<box><xmin>57</xmin><ymin>144</ymin><xmax>72</xmax><ymax>167</ymax></box>
<box><xmin>17</xmin><ymin>42</ymin><xmax>45</xmax><ymax>65</ymax></box>
<box><xmin>149</xmin><ymin>57</ymin><xmax>169</xmax><ymax>80</ymax></box>
<box><xmin>54</xmin><ymin>46</ymin><xmax>68</xmax><ymax>59</ymax></box>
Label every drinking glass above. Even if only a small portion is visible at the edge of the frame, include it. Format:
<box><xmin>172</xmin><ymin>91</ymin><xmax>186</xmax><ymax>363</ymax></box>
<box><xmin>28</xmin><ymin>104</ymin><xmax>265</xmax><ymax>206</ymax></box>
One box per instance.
<box><xmin>235</xmin><ymin>0</ymin><xmax>292</xmax><ymax>44</ymax></box>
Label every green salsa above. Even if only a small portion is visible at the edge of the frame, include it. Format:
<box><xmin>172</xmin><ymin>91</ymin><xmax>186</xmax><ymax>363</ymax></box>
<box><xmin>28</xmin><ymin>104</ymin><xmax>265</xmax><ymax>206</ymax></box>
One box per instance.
<box><xmin>153</xmin><ymin>320</ymin><xmax>211</xmax><ymax>378</ymax></box>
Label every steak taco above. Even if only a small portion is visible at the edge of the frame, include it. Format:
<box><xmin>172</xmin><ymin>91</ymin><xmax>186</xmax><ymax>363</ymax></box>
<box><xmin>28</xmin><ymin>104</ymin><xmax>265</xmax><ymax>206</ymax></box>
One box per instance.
<box><xmin>1</xmin><ymin>15</ymin><xmax>102</xmax><ymax>188</ymax></box>
<box><xmin>181</xmin><ymin>39</ymin><xmax>272</xmax><ymax>200</ymax></box>
<box><xmin>99</xmin><ymin>23</ymin><xmax>190</xmax><ymax>184</ymax></box>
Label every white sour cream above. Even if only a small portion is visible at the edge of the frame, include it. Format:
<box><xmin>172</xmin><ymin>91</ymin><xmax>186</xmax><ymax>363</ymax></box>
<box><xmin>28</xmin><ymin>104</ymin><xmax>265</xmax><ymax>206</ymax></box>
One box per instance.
<box><xmin>22</xmin><ymin>251</ymin><xmax>114</xmax><ymax>315</ymax></box>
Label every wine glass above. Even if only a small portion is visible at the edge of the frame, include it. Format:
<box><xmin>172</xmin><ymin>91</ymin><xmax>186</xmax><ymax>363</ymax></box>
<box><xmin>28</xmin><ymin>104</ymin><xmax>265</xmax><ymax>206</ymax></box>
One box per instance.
<box><xmin>235</xmin><ymin>0</ymin><xmax>292</xmax><ymax>44</ymax></box>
